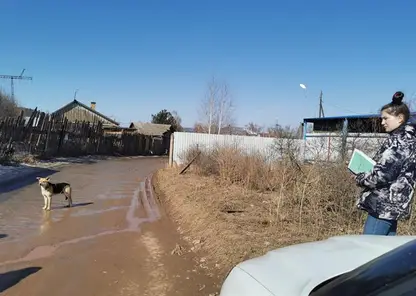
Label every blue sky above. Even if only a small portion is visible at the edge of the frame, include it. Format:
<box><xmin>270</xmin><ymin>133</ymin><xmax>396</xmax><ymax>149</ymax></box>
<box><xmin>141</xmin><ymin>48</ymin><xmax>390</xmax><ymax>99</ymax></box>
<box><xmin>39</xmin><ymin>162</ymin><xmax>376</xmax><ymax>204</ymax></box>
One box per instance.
<box><xmin>1</xmin><ymin>0</ymin><xmax>415</xmax><ymax>129</ymax></box>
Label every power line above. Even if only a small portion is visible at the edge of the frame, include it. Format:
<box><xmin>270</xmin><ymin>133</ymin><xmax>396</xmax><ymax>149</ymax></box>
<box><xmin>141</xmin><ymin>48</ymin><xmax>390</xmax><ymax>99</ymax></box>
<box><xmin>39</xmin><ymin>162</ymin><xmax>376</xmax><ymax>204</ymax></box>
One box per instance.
<box><xmin>322</xmin><ymin>100</ymin><xmax>362</xmax><ymax>115</ymax></box>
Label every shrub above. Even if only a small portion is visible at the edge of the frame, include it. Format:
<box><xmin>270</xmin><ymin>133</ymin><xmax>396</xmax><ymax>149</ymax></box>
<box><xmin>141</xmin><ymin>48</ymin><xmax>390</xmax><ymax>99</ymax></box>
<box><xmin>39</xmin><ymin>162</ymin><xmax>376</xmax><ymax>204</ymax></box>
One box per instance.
<box><xmin>181</xmin><ymin>143</ymin><xmax>365</xmax><ymax>233</ymax></box>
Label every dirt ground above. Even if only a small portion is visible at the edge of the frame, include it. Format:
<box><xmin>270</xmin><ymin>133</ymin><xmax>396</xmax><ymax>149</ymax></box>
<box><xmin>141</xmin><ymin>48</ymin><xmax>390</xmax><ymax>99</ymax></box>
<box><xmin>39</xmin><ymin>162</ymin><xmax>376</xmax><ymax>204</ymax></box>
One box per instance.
<box><xmin>0</xmin><ymin>157</ymin><xmax>220</xmax><ymax>296</ymax></box>
<box><xmin>153</xmin><ymin>166</ymin><xmax>365</xmax><ymax>279</ymax></box>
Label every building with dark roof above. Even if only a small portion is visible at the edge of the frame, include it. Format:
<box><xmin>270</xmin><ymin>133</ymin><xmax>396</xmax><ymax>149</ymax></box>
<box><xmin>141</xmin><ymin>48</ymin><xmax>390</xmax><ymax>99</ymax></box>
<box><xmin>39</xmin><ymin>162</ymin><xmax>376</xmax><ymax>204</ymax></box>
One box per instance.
<box><xmin>129</xmin><ymin>122</ymin><xmax>172</xmax><ymax>136</ymax></box>
<box><xmin>129</xmin><ymin>122</ymin><xmax>173</xmax><ymax>155</ymax></box>
<box><xmin>302</xmin><ymin>112</ymin><xmax>416</xmax><ymax>140</ymax></box>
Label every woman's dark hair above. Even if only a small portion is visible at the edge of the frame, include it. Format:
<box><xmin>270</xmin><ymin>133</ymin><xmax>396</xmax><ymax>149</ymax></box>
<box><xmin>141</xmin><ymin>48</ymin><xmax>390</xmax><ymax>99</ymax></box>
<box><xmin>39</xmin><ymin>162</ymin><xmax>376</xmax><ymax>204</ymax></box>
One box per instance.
<box><xmin>381</xmin><ymin>91</ymin><xmax>410</xmax><ymax>123</ymax></box>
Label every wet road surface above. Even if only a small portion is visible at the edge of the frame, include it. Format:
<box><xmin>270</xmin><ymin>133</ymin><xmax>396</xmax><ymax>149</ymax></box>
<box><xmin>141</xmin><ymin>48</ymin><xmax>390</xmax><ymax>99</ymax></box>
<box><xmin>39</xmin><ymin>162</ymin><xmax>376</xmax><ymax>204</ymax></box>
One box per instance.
<box><xmin>0</xmin><ymin>157</ymin><xmax>219</xmax><ymax>296</ymax></box>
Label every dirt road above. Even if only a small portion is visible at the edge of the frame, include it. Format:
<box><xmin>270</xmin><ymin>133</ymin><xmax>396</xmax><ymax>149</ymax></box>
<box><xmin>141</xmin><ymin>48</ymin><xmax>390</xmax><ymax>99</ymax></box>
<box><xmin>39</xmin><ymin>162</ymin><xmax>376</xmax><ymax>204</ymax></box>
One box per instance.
<box><xmin>0</xmin><ymin>157</ymin><xmax>219</xmax><ymax>296</ymax></box>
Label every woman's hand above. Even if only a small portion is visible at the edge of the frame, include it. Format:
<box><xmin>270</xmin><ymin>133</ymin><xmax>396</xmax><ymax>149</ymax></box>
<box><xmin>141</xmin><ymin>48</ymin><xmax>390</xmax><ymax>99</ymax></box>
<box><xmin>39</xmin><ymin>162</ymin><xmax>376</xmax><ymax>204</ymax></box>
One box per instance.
<box><xmin>355</xmin><ymin>172</ymin><xmax>368</xmax><ymax>187</ymax></box>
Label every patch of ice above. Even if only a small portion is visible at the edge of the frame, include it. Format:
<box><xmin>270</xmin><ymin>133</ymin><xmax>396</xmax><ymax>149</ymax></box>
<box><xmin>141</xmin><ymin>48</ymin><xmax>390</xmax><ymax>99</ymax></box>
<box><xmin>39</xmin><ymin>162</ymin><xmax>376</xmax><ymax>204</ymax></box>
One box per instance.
<box><xmin>0</xmin><ymin>164</ymin><xmax>33</xmax><ymax>179</ymax></box>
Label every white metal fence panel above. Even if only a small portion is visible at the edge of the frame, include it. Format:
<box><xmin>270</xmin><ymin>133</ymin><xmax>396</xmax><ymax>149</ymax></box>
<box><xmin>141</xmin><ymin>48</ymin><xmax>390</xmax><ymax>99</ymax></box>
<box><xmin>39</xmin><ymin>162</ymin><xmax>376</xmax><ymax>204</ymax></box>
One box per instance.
<box><xmin>172</xmin><ymin>132</ymin><xmax>296</xmax><ymax>164</ymax></box>
<box><xmin>304</xmin><ymin>135</ymin><xmax>386</xmax><ymax>161</ymax></box>
<box><xmin>172</xmin><ymin>132</ymin><xmax>388</xmax><ymax>165</ymax></box>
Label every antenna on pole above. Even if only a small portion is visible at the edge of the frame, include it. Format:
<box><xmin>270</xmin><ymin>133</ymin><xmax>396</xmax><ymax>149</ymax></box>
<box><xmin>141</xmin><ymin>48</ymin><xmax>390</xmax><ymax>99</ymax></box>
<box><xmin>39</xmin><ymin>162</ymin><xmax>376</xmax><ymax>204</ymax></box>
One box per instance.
<box><xmin>0</xmin><ymin>68</ymin><xmax>33</xmax><ymax>100</ymax></box>
<box><xmin>73</xmin><ymin>89</ymin><xmax>79</xmax><ymax>100</ymax></box>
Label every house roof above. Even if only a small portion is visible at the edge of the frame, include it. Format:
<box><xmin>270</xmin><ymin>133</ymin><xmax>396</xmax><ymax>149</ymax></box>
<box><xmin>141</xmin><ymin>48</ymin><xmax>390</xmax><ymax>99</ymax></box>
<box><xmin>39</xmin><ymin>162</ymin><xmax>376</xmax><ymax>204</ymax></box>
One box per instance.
<box><xmin>17</xmin><ymin>107</ymin><xmax>37</xmax><ymax>117</ymax></box>
<box><xmin>304</xmin><ymin>112</ymin><xmax>416</xmax><ymax>124</ymax></box>
<box><xmin>52</xmin><ymin>99</ymin><xmax>119</xmax><ymax>126</ymax></box>
<box><xmin>220</xmin><ymin>126</ymin><xmax>253</xmax><ymax>136</ymax></box>
<box><xmin>189</xmin><ymin>124</ymin><xmax>258</xmax><ymax>136</ymax></box>
<box><xmin>129</xmin><ymin>122</ymin><xmax>172</xmax><ymax>136</ymax></box>
<box><xmin>303</xmin><ymin>114</ymin><xmax>380</xmax><ymax>122</ymax></box>
<box><xmin>182</xmin><ymin>127</ymin><xmax>195</xmax><ymax>133</ymax></box>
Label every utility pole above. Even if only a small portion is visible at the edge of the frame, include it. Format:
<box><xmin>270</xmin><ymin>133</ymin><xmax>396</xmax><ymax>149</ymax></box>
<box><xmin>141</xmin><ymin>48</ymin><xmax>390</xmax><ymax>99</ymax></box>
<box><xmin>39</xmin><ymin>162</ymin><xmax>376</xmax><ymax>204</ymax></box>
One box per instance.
<box><xmin>318</xmin><ymin>90</ymin><xmax>325</xmax><ymax>118</ymax></box>
<box><xmin>299</xmin><ymin>83</ymin><xmax>324</xmax><ymax>118</ymax></box>
<box><xmin>0</xmin><ymin>69</ymin><xmax>33</xmax><ymax>100</ymax></box>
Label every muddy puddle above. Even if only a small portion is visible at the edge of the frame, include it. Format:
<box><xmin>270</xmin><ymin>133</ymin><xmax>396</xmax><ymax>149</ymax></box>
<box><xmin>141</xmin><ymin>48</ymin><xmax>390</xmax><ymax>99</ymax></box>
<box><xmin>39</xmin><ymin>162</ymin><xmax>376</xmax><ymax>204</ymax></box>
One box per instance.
<box><xmin>0</xmin><ymin>175</ymin><xmax>161</xmax><ymax>267</ymax></box>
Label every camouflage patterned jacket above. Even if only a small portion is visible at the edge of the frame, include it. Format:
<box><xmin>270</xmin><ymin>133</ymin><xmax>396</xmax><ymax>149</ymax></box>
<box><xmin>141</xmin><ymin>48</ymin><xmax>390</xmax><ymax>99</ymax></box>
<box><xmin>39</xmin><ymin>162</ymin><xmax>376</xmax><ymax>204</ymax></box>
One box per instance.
<box><xmin>355</xmin><ymin>124</ymin><xmax>416</xmax><ymax>221</ymax></box>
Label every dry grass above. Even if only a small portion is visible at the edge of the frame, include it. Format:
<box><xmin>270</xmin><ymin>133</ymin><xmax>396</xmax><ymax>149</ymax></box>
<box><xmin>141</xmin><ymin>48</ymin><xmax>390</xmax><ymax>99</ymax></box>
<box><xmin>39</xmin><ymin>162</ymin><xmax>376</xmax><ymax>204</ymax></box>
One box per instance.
<box><xmin>154</xmin><ymin>145</ymin><xmax>416</xmax><ymax>277</ymax></box>
<box><xmin>0</xmin><ymin>153</ymin><xmax>42</xmax><ymax>166</ymax></box>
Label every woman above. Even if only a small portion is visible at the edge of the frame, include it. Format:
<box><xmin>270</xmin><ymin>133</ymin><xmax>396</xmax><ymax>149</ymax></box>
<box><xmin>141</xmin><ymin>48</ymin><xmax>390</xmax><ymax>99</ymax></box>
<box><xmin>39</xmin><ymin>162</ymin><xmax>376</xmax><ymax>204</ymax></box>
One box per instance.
<box><xmin>355</xmin><ymin>91</ymin><xmax>416</xmax><ymax>235</ymax></box>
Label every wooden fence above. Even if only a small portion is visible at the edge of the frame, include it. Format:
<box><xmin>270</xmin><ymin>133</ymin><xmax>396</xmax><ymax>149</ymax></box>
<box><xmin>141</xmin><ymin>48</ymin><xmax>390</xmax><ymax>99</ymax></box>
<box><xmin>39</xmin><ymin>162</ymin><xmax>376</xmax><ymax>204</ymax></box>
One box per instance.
<box><xmin>0</xmin><ymin>108</ymin><xmax>160</xmax><ymax>159</ymax></box>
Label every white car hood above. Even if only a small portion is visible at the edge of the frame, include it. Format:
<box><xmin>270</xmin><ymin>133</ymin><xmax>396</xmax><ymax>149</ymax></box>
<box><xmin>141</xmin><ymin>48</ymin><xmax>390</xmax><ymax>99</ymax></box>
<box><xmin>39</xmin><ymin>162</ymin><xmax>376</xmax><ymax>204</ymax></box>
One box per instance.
<box><xmin>221</xmin><ymin>235</ymin><xmax>416</xmax><ymax>296</ymax></box>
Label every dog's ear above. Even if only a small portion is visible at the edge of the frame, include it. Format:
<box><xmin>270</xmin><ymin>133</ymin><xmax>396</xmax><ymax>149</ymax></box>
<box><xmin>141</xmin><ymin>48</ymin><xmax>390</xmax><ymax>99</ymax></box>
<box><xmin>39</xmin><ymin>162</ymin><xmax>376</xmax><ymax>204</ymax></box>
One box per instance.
<box><xmin>36</xmin><ymin>177</ymin><xmax>40</xmax><ymax>180</ymax></box>
<box><xmin>45</xmin><ymin>177</ymin><xmax>50</xmax><ymax>181</ymax></box>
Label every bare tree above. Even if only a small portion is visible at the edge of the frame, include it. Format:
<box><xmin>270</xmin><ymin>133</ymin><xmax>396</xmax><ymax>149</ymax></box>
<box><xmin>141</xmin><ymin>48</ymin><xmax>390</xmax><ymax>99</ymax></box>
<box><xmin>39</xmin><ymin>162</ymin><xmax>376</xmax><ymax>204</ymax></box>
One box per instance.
<box><xmin>268</xmin><ymin>122</ymin><xmax>300</xmax><ymax>139</ymax></box>
<box><xmin>198</xmin><ymin>76</ymin><xmax>235</xmax><ymax>134</ymax></box>
<box><xmin>193</xmin><ymin>122</ymin><xmax>205</xmax><ymax>133</ymax></box>
<box><xmin>216</xmin><ymin>82</ymin><xmax>235</xmax><ymax>134</ymax></box>
<box><xmin>0</xmin><ymin>90</ymin><xmax>19</xmax><ymax>118</ymax></box>
<box><xmin>171</xmin><ymin>110</ymin><xmax>184</xmax><ymax>132</ymax></box>
<box><xmin>245</xmin><ymin>122</ymin><xmax>264</xmax><ymax>135</ymax></box>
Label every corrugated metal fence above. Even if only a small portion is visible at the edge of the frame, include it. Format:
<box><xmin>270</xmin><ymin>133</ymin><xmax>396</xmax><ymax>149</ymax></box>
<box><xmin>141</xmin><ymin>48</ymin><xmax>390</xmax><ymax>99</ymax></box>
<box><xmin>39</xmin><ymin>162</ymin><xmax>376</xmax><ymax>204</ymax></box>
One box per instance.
<box><xmin>171</xmin><ymin>132</ymin><xmax>386</xmax><ymax>165</ymax></box>
<box><xmin>172</xmin><ymin>132</ymin><xmax>281</xmax><ymax>164</ymax></box>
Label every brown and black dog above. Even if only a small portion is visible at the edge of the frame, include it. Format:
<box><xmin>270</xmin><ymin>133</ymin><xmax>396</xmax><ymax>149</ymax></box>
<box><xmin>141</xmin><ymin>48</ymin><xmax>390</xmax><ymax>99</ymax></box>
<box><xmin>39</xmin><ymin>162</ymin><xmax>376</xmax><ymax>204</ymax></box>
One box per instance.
<box><xmin>36</xmin><ymin>177</ymin><xmax>73</xmax><ymax>211</ymax></box>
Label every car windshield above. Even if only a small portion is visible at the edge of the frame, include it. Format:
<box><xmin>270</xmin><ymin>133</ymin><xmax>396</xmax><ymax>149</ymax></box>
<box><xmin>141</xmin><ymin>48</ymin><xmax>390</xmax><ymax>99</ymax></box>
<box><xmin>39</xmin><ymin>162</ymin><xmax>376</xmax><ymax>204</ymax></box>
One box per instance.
<box><xmin>309</xmin><ymin>239</ymin><xmax>416</xmax><ymax>296</ymax></box>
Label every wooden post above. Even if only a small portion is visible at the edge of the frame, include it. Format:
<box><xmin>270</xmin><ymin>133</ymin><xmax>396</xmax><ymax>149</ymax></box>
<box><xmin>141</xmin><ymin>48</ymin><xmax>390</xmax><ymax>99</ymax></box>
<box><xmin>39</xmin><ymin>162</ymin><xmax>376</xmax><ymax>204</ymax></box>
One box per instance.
<box><xmin>168</xmin><ymin>133</ymin><xmax>174</xmax><ymax>167</ymax></box>
<box><xmin>36</xmin><ymin>112</ymin><xmax>46</xmax><ymax>150</ymax></box>
<box><xmin>27</xmin><ymin>110</ymin><xmax>39</xmax><ymax>148</ymax></box>
<box><xmin>44</xmin><ymin>114</ymin><xmax>53</xmax><ymax>155</ymax></box>
<box><xmin>325</xmin><ymin>135</ymin><xmax>330</xmax><ymax>162</ymax></box>
<box><xmin>340</xmin><ymin>118</ymin><xmax>348</xmax><ymax>162</ymax></box>
<box><xmin>57</xmin><ymin>118</ymin><xmax>68</xmax><ymax>154</ymax></box>
<box><xmin>95</xmin><ymin>121</ymin><xmax>102</xmax><ymax>154</ymax></box>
